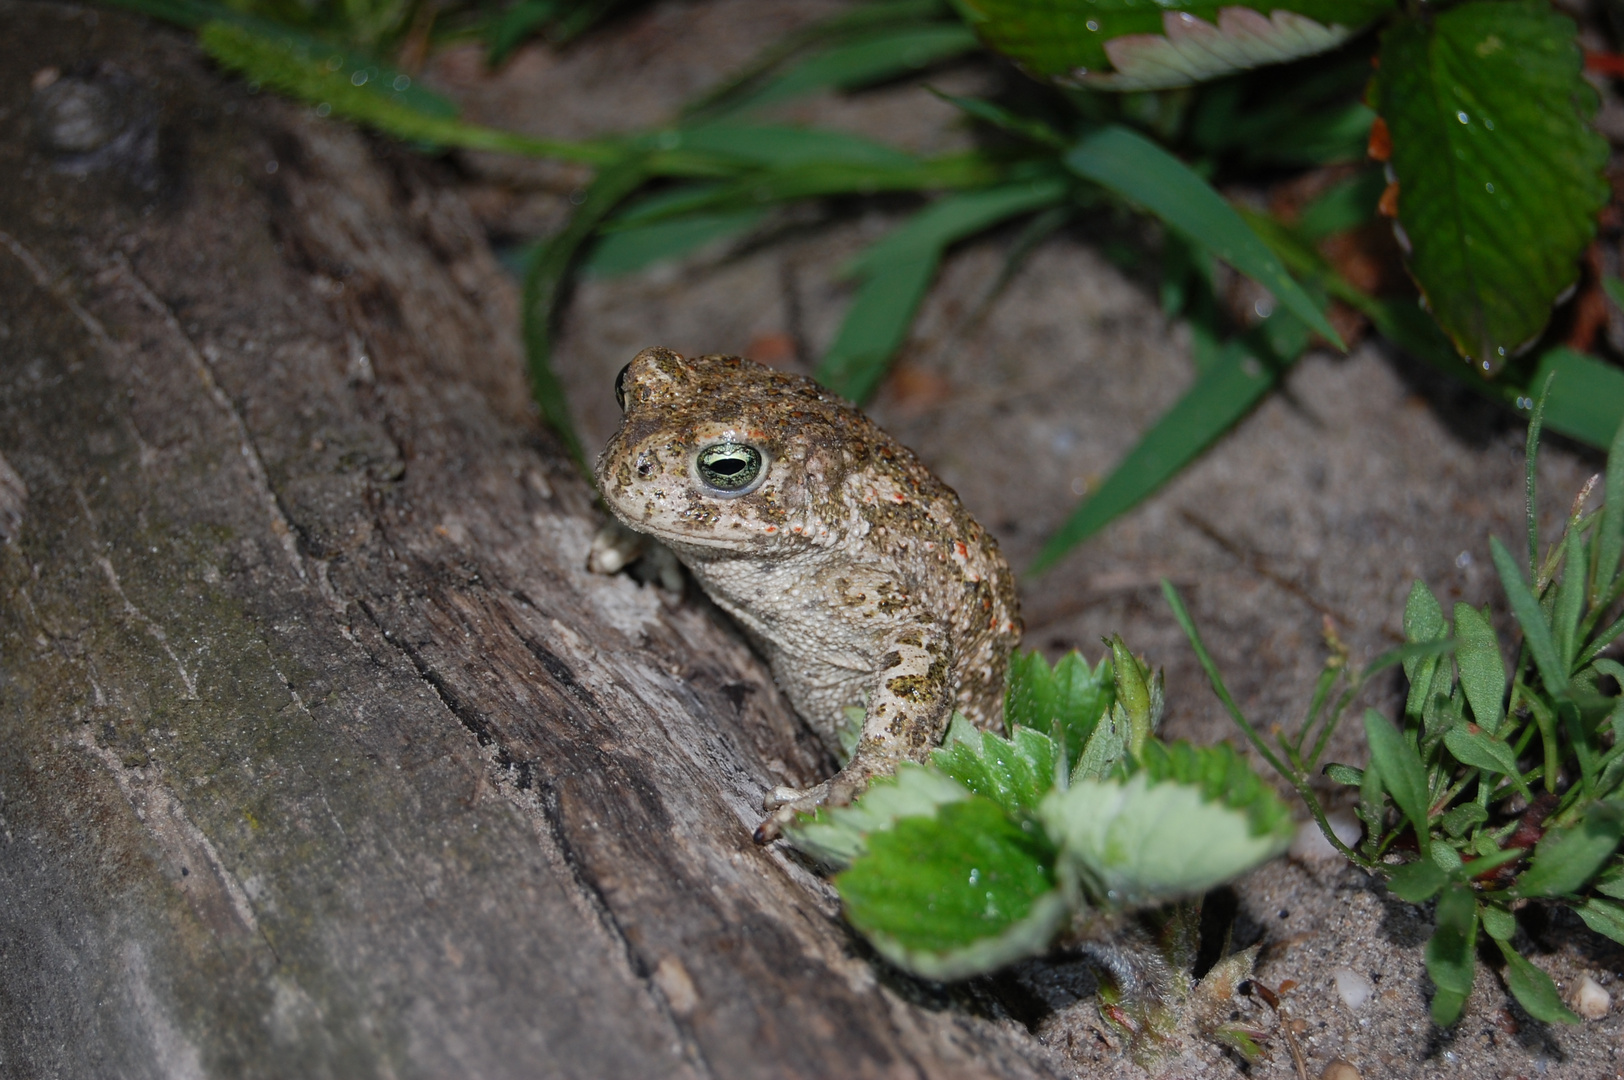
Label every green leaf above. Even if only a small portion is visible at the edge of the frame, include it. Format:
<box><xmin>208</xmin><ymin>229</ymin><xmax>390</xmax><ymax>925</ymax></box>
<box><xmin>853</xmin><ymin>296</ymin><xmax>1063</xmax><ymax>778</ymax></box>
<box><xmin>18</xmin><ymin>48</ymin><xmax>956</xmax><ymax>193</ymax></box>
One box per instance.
<box><xmin>1063</xmin><ymin>125</ymin><xmax>1342</xmax><ymax>347</ymax></box>
<box><xmin>1530</xmin><ymin>348</ymin><xmax>1624</xmax><ymax>452</ymax></box>
<box><xmin>522</xmin><ymin>158</ymin><xmax>651</xmax><ymax>469</ymax></box>
<box><xmin>1443</xmin><ymin>725</ymin><xmax>1531</xmax><ymax>800</ymax></box>
<box><xmin>931</xmin><ymin>90</ymin><xmax>1066</xmax><ymax>147</ymax></box>
<box><xmin>1403</xmin><ymin>581</ymin><xmax>1448</xmax><ymax>720</ymax></box>
<box><xmin>1426</xmin><ymin>883</ymin><xmax>1478</xmax><ymax>1026</ymax></box>
<box><xmin>1480</xmin><ymin>902</ymin><xmax>1517</xmax><ymax>942</ymax></box>
<box><xmin>1452</xmin><ymin>603</ymin><xmax>1506</xmax><ymax>733</ymax></box>
<box><xmin>1554</xmin><ymin>527</ymin><xmax>1588</xmax><ymax>673</ymax></box>
<box><xmin>1133</xmin><ymin>740</ymin><xmax>1295</xmax><ymax>840</ymax></box>
<box><xmin>730</xmin><ymin>25</ymin><xmax>980</xmax><ymax>111</ymax></box>
<box><xmin>1071</xmin><ymin>704</ymin><xmax>1131</xmax><ymax>783</ymax></box>
<box><xmin>932</xmin><ymin>726</ymin><xmax>1058</xmax><ymax>817</ymax></box>
<box><xmin>1371</xmin><ymin>2</ymin><xmax>1608</xmax><ymax>372</ymax></box>
<box><xmin>1577</xmin><ymin>896</ymin><xmax>1624</xmax><ymax>945</ymax></box>
<box><xmin>583</xmin><ymin>209</ymin><xmax>767</xmax><ymax>277</ymax></box>
<box><xmin>952</xmin><ymin>0</ymin><xmax>1392</xmax><ymax>89</ymax></box>
<box><xmin>1298</xmin><ymin>168</ymin><xmax>1386</xmax><ymax>241</ymax></box>
<box><xmin>837</xmin><ymin>796</ymin><xmax>1066</xmax><ymax>979</ymax></box>
<box><xmin>671</xmin><ymin>122</ymin><xmax>918</xmax><ymax>171</ymax></box>
<box><xmin>1041</xmin><ymin>768</ymin><xmax>1292</xmax><ymax>908</ymax></box>
<box><xmin>197</xmin><ymin>21</ymin><xmax>614</xmax><ymax>165</ymax></box>
<box><xmin>816</xmin><ymin>178</ymin><xmax>1068</xmax><ymax>400</ymax></box>
<box><xmin>1495</xmin><ymin>939</ymin><xmax>1581</xmax><ymax>1024</ymax></box>
<box><xmin>1512</xmin><ymin>810</ymin><xmax>1624</xmax><ymax>898</ymax></box>
<box><xmin>1441</xmin><ymin>802</ymin><xmax>1489</xmax><ymax>837</ymax></box>
<box><xmin>1028</xmin><ymin>340</ymin><xmax>1278</xmax><ymax>572</ymax></box>
<box><xmin>1363</xmin><ymin>709</ymin><xmax>1432</xmax><ymax>852</ymax></box>
<box><xmin>782</xmin><ymin>763</ymin><xmax>971</xmax><ymax>868</ymax></box>
<box><xmin>1595</xmin><ymin>410</ymin><xmax>1624</xmax><ymax>603</ymax></box>
<box><xmin>1490</xmin><ymin>535</ymin><xmax>1569</xmax><ymax>697</ymax></box>
<box><xmin>1005</xmin><ymin>650</ymin><xmax>1114</xmax><ymax>768</ymax></box>
<box><xmin>1388</xmin><ymin>858</ymin><xmax>1449</xmax><ymax>902</ymax></box>
<box><xmin>1325</xmin><ymin>763</ymin><xmax>1363</xmax><ymax>787</ymax></box>
<box><xmin>1108</xmin><ymin>635</ymin><xmax>1154</xmax><ymax>759</ymax></box>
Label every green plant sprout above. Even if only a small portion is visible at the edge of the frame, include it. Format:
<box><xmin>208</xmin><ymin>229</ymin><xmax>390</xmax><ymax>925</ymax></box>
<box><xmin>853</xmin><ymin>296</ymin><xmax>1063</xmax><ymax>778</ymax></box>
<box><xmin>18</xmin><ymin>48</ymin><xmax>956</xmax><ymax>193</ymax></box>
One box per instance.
<box><xmin>1168</xmin><ymin>396</ymin><xmax>1624</xmax><ymax>1026</ymax></box>
<box><xmin>782</xmin><ymin>639</ymin><xmax>1295</xmax><ymax>1062</ymax></box>
<box><xmin>102</xmin><ymin>0</ymin><xmax>1624</xmax><ymax>572</ymax></box>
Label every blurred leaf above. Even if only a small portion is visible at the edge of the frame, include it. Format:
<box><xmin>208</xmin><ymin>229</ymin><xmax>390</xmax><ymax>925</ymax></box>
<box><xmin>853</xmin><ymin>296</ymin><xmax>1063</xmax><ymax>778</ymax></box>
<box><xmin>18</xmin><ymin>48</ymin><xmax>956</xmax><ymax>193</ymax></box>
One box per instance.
<box><xmin>932</xmin><ymin>726</ymin><xmax>1058</xmax><ymax>817</ymax></box>
<box><xmin>1452</xmin><ymin>602</ymin><xmax>1506</xmax><ymax>733</ymax></box>
<box><xmin>782</xmin><ymin>763</ymin><xmax>971</xmax><ymax>867</ymax></box>
<box><xmin>1388</xmin><ymin>856</ymin><xmax>1448</xmax><ymax>902</ymax></box>
<box><xmin>1596</xmin><ymin>413</ymin><xmax>1624</xmax><ymax>604</ymax></box>
<box><xmin>1297</xmin><ymin>168</ymin><xmax>1385</xmax><ymax>240</ymax></box>
<box><xmin>1063</xmin><ymin>124</ymin><xmax>1342</xmax><ymax>346</ymax></box>
<box><xmin>1005</xmin><ymin>650</ymin><xmax>1114</xmax><ymax>768</ymax></box>
<box><xmin>952</xmin><ymin>0</ymin><xmax>1391</xmax><ymax>89</ymax></box>
<box><xmin>837</xmin><ymin>796</ymin><xmax>1065</xmax><ymax>979</ymax></box>
<box><xmin>1403</xmin><ymin>581</ymin><xmax>1447</xmax><ymax>720</ymax></box>
<box><xmin>1512</xmin><ymin>809</ymin><xmax>1624</xmax><ymax>898</ymax></box>
<box><xmin>728</xmin><ymin>24</ymin><xmax>980</xmax><ymax>111</ymax></box>
<box><xmin>1554</xmin><ymin>528</ymin><xmax>1587</xmax><ymax>671</ymax></box>
<box><xmin>1363</xmin><ymin>709</ymin><xmax>1431</xmax><ymax>851</ymax></box>
<box><xmin>1530</xmin><ymin>348</ymin><xmax>1624</xmax><ymax>451</ymax></box>
<box><xmin>1495</xmin><ymin>939</ymin><xmax>1582</xmax><ymax>1023</ymax></box>
<box><xmin>1577</xmin><ymin>896</ymin><xmax>1624</xmax><ymax>945</ymax></box>
<box><xmin>932</xmin><ymin>90</ymin><xmax>1067</xmax><ymax>146</ymax></box>
<box><xmin>485</xmin><ymin>0</ymin><xmax>562</xmax><ymax>66</ymax></box>
<box><xmin>1029</xmin><ymin>339</ymin><xmax>1276</xmax><ymax>572</ymax></box>
<box><xmin>1371</xmin><ymin>1</ymin><xmax>1608</xmax><ymax>371</ymax></box>
<box><xmin>1041</xmin><ymin>767</ymin><xmax>1292</xmax><ymax>908</ymax></box>
<box><xmin>198</xmin><ymin>21</ymin><xmax>616</xmax><ymax>163</ymax></box>
<box><xmin>671</xmin><ymin>123</ymin><xmax>919</xmax><ymax>170</ymax></box>
<box><xmin>522</xmin><ymin>158</ymin><xmax>650</xmax><ymax>468</ymax></box>
<box><xmin>816</xmin><ymin>178</ymin><xmax>1068</xmax><ymax>399</ymax></box>
<box><xmin>583</xmin><ymin>209</ymin><xmax>767</xmax><ymax>277</ymax></box>
<box><xmin>1490</xmin><ymin>535</ymin><xmax>1568</xmax><ymax>697</ymax></box>
<box><xmin>1134</xmin><ymin>740</ymin><xmax>1294</xmax><ymax>840</ymax></box>
<box><xmin>1425</xmin><ymin>883</ymin><xmax>1478</xmax><ymax>1025</ymax></box>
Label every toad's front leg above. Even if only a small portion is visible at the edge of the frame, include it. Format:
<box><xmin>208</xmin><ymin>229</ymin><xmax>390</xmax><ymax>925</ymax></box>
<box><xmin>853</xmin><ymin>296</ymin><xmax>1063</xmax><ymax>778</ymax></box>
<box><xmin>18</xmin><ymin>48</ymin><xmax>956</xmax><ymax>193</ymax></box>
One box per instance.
<box><xmin>757</xmin><ymin>623</ymin><xmax>954</xmax><ymax>841</ymax></box>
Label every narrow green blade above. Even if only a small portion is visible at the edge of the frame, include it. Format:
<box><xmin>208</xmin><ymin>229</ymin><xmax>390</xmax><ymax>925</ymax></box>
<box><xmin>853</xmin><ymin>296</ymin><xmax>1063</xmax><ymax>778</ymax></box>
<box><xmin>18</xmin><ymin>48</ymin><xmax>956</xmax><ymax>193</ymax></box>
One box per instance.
<box><xmin>1028</xmin><ymin>341</ymin><xmax>1277</xmax><ymax>573</ymax></box>
<box><xmin>1064</xmin><ymin>124</ymin><xmax>1343</xmax><ymax>348</ymax></box>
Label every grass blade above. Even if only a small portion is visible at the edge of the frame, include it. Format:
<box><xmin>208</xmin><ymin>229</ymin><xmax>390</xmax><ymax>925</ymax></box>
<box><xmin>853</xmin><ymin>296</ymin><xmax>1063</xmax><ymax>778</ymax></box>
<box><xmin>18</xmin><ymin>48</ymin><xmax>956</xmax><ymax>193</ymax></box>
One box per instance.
<box><xmin>1531</xmin><ymin>347</ymin><xmax>1624</xmax><ymax>451</ymax></box>
<box><xmin>816</xmin><ymin>179</ymin><xmax>1068</xmax><ymax>400</ymax></box>
<box><xmin>1596</xmin><ymin>410</ymin><xmax>1624</xmax><ymax>604</ymax></box>
<box><xmin>583</xmin><ymin>209</ymin><xmax>766</xmax><ymax>278</ymax></box>
<box><xmin>1063</xmin><ymin>124</ymin><xmax>1343</xmax><ymax>349</ymax></box>
<box><xmin>728</xmin><ymin>25</ymin><xmax>980</xmax><ymax>111</ymax></box>
<box><xmin>522</xmin><ymin>157</ymin><xmax>651</xmax><ymax>469</ymax></box>
<box><xmin>1490</xmin><ymin>536</ymin><xmax>1568</xmax><ymax>697</ymax></box>
<box><xmin>1029</xmin><ymin>340</ymin><xmax>1277</xmax><ymax>573</ymax></box>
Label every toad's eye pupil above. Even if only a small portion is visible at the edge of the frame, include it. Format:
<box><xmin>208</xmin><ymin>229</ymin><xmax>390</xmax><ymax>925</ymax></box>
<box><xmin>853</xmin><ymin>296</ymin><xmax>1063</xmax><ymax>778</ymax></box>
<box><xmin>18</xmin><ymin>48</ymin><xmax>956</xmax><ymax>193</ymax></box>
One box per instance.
<box><xmin>614</xmin><ymin>363</ymin><xmax>632</xmax><ymax>411</ymax></box>
<box><xmin>696</xmin><ymin>443</ymin><xmax>763</xmax><ymax>492</ymax></box>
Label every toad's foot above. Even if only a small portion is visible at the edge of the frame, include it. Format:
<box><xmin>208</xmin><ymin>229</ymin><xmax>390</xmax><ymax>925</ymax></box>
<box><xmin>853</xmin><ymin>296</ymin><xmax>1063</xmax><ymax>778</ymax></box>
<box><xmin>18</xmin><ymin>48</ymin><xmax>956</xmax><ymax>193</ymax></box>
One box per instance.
<box><xmin>753</xmin><ymin>776</ymin><xmax>866</xmax><ymax>844</ymax></box>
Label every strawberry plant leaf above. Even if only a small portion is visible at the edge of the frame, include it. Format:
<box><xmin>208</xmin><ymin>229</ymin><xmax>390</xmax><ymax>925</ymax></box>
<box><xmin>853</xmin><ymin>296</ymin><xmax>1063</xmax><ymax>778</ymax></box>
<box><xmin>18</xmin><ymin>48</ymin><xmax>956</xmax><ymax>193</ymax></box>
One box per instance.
<box><xmin>837</xmin><ymin>796</ymin><xmax>1065</xmax><ymax>979</ymax></box>
<box><xmin>1005</xmin><ymin>650</ymin><xmax>1114</xmax><ymax>768</ymax></box>
<box><xmin>782</xmin><ymin>763</ymin><xmax>970</xmax><ymax>868</ymax></box>
<box><xmin>932</xmin><ymin>726</ymin><xmax>1058</xmax><ymax>816</ymax></box>
<box><xmin>1041</xmin><ymin>763</ymin><xmax>1292</xmax><ymax>907</ymax></box>
<box><xmin>951</xmin><ymin>0</ymin><xmax>1392</xmax><ymax>89</ymax></box>
<box><xmin>1371</xmin><ymin>1</ymin><xmax>1608</xmax><ymax>372</ymax></box>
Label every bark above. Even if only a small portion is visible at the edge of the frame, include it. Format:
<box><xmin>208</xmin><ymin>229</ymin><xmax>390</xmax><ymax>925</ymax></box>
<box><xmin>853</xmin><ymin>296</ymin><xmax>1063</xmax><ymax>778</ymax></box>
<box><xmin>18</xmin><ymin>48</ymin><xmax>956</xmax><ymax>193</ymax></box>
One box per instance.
<box><xmin>0</xmin><ymin>6</ymin><xmax>1070</xmax><ymax>1078</ymax></box>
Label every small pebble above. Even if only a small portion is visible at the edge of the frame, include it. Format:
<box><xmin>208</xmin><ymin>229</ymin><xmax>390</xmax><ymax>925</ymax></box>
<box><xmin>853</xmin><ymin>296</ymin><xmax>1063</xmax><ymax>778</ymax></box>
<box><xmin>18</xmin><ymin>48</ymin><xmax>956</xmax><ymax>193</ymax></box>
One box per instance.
<box><xmin>1320</xmin><ymin>1061</ymin><xmax>1361</xmax><ymax>1080</ymax></box>
<box><xmin>1333</xmin><ymin>967</ymin><xmax>1374</xmax><ymax>1010</ymax></box>
<box><xmin>1573</xmin><ymin>974</ymin><xmax>1610</xmax><ymax>1020</ymax></box>
<box><xmin>1290</xmin><ymin>811</ymin><xmax>1361</xmax><ymax>862</ymax></box>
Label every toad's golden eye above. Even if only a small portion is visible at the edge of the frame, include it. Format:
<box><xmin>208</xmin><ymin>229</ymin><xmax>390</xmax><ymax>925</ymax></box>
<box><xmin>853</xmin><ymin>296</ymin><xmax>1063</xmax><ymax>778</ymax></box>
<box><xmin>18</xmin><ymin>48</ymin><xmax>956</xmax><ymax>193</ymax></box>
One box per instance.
<box><xmin>614</xmin><ymin>363</ymin><xmax>632</xmax><ymax>411</ymax></box>
<box><xmin>695</xmin><ymin>443</ymin><xmax>764</xmax><ymax>494</ymax></box>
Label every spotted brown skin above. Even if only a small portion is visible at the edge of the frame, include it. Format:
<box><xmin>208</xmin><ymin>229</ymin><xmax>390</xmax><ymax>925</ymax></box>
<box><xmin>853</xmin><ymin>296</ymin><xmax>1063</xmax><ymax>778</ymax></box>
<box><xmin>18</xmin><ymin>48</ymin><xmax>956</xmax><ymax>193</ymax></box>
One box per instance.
<box><xmin>595</xmin><ymin>348</ymin><xmax>1021</xmax><ymax>832</ymax></box>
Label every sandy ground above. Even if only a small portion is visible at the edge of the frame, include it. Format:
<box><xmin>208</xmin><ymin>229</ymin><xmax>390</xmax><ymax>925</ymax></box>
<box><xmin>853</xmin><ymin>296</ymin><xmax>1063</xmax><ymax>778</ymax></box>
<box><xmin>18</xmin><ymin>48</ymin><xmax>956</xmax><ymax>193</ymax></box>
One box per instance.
<box><xmin>426</xmin><ymin>3</ymin><xmax>1624</xmax><ymax>1074</ymax></box>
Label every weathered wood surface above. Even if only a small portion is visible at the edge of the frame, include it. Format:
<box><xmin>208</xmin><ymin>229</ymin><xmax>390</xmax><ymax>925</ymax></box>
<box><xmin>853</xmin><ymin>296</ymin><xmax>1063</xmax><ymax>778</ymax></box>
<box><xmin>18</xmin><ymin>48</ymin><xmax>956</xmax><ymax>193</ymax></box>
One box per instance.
<box><xmin>0</xmin><ymin>7</ymin><xmax>1070</xmax><ymax>1077</ymax></box>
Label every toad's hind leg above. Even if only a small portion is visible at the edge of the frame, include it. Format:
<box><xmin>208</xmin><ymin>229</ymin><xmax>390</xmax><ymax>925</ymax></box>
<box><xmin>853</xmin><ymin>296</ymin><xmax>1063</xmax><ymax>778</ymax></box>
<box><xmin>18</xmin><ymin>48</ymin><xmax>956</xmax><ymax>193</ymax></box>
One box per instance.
<box><xmin>756</xmin><ymin>627</ymin><xmax>954</xmax><ymax>841</ymax></box>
